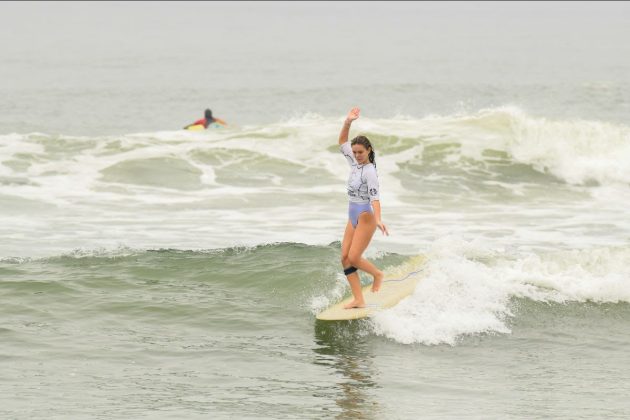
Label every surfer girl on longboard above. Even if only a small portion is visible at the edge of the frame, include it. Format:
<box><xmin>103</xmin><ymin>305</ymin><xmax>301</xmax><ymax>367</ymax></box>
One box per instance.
<box><xmin>338</xmin><ymin>107</ymin><xmax>389</xmax><ymax>309</ymax></box>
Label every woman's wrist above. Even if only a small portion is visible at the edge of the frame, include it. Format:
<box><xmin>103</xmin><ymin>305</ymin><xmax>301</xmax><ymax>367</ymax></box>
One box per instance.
<box><xmin>344</xmin><ymin>119</ymin><xmax>353</xmax><ymax>126</ymax></box>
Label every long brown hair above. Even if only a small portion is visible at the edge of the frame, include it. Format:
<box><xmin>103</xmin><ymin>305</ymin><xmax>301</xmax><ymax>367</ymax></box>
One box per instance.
<box><xmin>351</xmin><ymin>135</ymin><xmax>376</xmax><ymax>167</ymax></box>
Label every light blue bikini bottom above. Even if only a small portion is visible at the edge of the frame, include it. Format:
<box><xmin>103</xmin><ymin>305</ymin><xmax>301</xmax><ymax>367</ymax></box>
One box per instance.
<box><xmin>348</xmin><ymin>202</ymin><xmax>373</xmax><ymax>228</ymax></box>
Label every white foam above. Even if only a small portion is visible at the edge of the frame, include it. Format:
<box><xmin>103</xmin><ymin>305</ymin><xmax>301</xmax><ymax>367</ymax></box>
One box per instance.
<box><xmin>3</xmin><ymin>108</ymin><xmax>629</xmax><ymax>203</ymax></box>
<box><xmin>2</xmin><ymin>110</ymin><xmax>630</xmax><ymax>257</ymax></box>
<box><xmin>371</xmin><ymin>236</ymin><xmax>630</xmax><ymax>346</ymax></box>
<box><xmin>506</xmin><ymin>111</ymin><xmax>630</xmax><ymax>186</ymax></box>
<box><xmin>309</xmin><ymin>274</ymin><xmax>349</xmax><ymax>314</ymax></box>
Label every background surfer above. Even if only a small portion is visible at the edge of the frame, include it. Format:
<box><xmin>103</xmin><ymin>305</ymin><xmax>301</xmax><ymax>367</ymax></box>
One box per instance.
<box><xmin>338</xmin><ymin>107</ymin><xmax>389</xmax><ymax>309</ymax></box>
<box><xmin>183</xmin><ymin>108</ymin><xmax>227</xmax><ymax>129</ymax></box>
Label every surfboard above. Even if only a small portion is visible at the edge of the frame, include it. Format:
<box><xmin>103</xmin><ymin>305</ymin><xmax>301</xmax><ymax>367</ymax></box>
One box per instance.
<box><xmin>186</xmin><ymin>123</ymin><xmax>223</xmax><ymax>131</ymax></box>
<box><xmin>316</xmin><ymin>257</ymin><xmax>427</xmax><ymax>321</ymax></box>
<box><xmin>186</xmin><ymin>124</ymin><xmax>205</xmax><ymax>131</ymax></box>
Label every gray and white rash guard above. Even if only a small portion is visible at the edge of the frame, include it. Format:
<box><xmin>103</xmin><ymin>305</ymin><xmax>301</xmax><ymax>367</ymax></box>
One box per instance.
<box><xmin>340</xmin><ymin>142</ymin><xmax>380</xmax><ymax>204</ymax></box>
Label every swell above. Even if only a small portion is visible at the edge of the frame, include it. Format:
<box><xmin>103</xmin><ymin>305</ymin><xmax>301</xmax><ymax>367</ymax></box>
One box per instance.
<box><xmin>2</xmin><ymin>107</ymin><xmax>630</xmax><ymax>194</ymax></box>
<box><xmin>2</xmin><ymin>241</ymin><xmax>630</xmax><ymax>346</ymax></box>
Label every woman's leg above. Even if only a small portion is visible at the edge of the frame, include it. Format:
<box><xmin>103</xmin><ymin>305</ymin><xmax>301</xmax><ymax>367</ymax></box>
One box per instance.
<box><xmin>341</xmin><ymin>220</ymin><xmax>365</xmax><ymax>308</ymax></box>
<box><xmin>348</xmin><ymin>212</ymin><xmax>384</xmax><ymax>292</ymax></box>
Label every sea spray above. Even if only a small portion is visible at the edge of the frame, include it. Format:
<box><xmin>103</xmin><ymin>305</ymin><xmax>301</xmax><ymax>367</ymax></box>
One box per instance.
<box><xmin>371</xmin><ymin>236</ymin><xmax>630</xmax><ymax>345</ymax></box>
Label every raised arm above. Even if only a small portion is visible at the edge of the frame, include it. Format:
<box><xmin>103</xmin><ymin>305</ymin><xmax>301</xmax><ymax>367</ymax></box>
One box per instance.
<box><xmin>338</xmin><ymin>107</ymin><xmax>360</xmax><ymax>145</ymax></box>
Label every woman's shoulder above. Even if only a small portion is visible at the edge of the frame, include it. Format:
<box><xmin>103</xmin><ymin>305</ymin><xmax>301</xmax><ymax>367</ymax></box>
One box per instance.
<box><xmin>361</xmin><ymin>162</ymin><xmax>378</xmax><ymax>175</ymax></box>
<box><xmin>365</xmin><ymin>162</ymin><xmax>377</xmax><ymax>171</ymax></box>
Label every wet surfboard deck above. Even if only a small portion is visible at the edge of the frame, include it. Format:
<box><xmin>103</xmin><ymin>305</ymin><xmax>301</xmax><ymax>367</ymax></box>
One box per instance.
<box><xmin>316</xmin><ymin>258</ymin><xmax>427</xmax><ymax>321</ymax></box>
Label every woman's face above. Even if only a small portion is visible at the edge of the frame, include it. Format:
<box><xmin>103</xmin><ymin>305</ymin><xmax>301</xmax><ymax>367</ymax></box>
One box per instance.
<box><xmin>352</xmin><ymin>144</ymin><xmax>370</xmax><ymax>165</ymax></box>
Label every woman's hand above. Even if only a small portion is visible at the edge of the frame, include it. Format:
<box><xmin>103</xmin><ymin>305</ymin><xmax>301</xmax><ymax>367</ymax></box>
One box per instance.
<box><xmin>346</xmin><ymin>107</ymin><xmax>360</xmax><ymax>123</ymax></box>
<box><xmin>377</xmin><ymin>221</ymin><xmax>389</xmax><ymax>236</ymax></box>
<box><xmin>340</xmin><ymin>107</ymin><xmax>360</xmax><ymax>144</ymax></box>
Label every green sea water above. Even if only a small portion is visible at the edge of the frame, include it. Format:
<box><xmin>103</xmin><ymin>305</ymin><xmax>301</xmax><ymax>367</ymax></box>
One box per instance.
<box><xmin>2</xmin><ymin>246</ymin><xmax>629</xmax><ymax>418</ymax></box>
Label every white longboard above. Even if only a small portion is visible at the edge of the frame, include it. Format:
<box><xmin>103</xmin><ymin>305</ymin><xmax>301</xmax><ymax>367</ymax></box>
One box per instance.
<box><xmin>316</xmin><ymin>257</ymin><xmax>427</xmax><ymax>321</ymax></box>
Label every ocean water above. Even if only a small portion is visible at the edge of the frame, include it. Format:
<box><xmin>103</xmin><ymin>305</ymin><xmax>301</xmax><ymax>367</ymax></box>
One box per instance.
<box><xmin>1</xmin><ymin>2</ymin><xmax>630</xmax><ymax>419</ymax></box>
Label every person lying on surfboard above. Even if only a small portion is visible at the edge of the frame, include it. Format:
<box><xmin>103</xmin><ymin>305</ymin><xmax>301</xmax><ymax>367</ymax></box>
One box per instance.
<box><xmin>338</xmin><ymin>107</ymin><xmax>389</xmax><ymax>309</ymax></box>
<box><xmin>183</xmin><ymin>108</ymin><xmax>227</xmax><ymax>130</ymax></box>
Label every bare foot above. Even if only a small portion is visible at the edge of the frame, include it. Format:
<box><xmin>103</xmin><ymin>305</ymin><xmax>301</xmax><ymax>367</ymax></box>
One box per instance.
<box><xmin>343</xmin><ymin>300</ymin><xmax>366</xmax><ymax>309</ymax></box>
<box><xmin>371</xmin><ymin>271</ymin><xmax>384</xmax><ymax>292</ymax></box>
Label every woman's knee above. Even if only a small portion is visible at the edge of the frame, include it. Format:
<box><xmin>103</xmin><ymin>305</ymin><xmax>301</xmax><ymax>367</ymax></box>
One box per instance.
<box><xmin>341</xmin><ymin>257</ymin><xmax>351</xmax><ymax>267</ymax></box>
<box><xmin>347</xmin><ymin>252</ymin><xmax>361</xmax><ymax>266</ymax></box>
